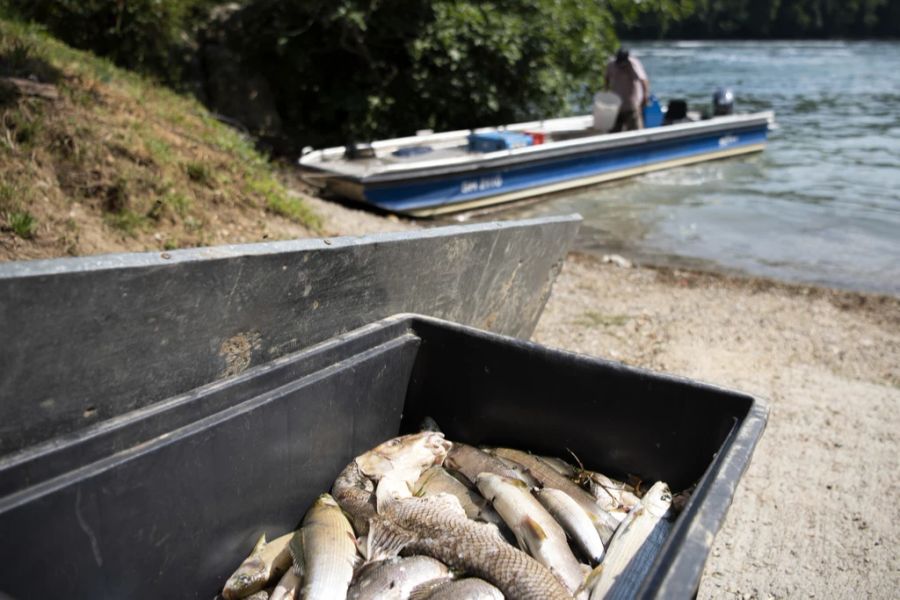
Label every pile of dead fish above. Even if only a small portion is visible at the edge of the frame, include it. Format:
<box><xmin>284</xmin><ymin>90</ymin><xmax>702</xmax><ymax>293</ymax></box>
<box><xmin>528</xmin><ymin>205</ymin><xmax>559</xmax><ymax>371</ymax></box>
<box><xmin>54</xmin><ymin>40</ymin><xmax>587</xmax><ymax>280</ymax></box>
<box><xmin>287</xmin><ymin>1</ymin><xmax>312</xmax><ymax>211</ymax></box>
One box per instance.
<box><xmin>220</xmin><ymin>431</ymin><xmax>678</xmax><ymax>600</ymax></box>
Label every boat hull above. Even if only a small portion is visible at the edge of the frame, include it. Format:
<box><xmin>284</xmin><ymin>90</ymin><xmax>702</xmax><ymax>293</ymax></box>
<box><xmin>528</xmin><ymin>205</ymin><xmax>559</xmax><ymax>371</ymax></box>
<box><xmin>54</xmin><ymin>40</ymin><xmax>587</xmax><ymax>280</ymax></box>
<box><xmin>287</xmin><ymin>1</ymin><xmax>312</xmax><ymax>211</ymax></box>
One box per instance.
<box><xmin>303</xmin><ymin>114</ymin><xmax>772</xmax><ymax>217</ymax></box>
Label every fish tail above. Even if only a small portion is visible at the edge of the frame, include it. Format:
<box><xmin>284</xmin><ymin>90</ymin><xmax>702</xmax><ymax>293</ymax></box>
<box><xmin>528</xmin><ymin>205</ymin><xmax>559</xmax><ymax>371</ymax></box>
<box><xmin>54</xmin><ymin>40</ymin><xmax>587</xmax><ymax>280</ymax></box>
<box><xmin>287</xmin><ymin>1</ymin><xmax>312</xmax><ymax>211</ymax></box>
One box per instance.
<box><xmin>366</xmin><ymin>515</ymin><xmax>415</xmax><ymax>562</ymax></box>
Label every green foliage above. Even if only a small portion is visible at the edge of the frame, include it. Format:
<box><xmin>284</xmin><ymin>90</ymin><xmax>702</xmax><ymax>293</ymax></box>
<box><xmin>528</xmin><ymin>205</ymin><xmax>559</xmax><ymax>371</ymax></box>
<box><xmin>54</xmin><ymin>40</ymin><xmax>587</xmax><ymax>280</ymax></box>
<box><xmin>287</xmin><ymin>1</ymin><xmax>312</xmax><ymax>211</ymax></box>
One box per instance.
<box><xmin>618</xmin><ymin>0</ymin><xmax>900</xmax><ymax>38</ymax></box>
<box><xmin>575</xmin><ymin>311</ymin><xmax>631</xmax><ymax>328</ymax></box>
<box><xmin>185</xmin><ymin>161</ymin><xmax>214</xmax><ymax>186</ymax></box>
<box><xmin>231</xmin><ymin>0</ymin><xmax>620</xmax><ymax>146</ymax></box>
<box><xmin>0</xmin><ymin>0</ymin><xmax>232</xmax><ymax>82</ymax></box>
<box><xmin>407</xmin><ymin>1</ymin><xmax>617</xmax><ymax>130</ymax></box>
<box><xmin>0</xmin><ymin>182</ymin><xmax>16</xmax><ymax>211</ymax></box>
<box><xmin>142</xmin><ymin>134</ymin><xmax>174</xmax><ymax>166</ymax></box>
<box><xmin>251</xmin><ymin>177</ymin><xmax>321</xmax><ymax>229</ymax></box>
<box><xmin>164</xmin><ymin>191</ymin><xmax>193</xmax><ymax>218</ymax></box>
<box><xmin>2</xmin><ymin>105</ymin><xmax>45</xmax><ymax>150</ymax></box>
<box><xmin>105</xmin><ymin>208</ymin><xmax>147</xmax><ymax>236</ymax></box>
<box><xmin>7</xmin><ymin>210</ymin><xmax>37</xmax><ymax>238</ymax></box>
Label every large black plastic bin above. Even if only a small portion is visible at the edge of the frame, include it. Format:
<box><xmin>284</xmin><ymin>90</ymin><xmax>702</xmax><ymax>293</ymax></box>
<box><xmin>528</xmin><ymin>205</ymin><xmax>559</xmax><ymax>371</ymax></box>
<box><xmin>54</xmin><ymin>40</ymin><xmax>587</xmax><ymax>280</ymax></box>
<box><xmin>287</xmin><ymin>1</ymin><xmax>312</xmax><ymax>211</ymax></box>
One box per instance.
<box><xmin>0</xmin><ymin>315</ymin><xmax>767</xmax><ymax>599</ymax></box>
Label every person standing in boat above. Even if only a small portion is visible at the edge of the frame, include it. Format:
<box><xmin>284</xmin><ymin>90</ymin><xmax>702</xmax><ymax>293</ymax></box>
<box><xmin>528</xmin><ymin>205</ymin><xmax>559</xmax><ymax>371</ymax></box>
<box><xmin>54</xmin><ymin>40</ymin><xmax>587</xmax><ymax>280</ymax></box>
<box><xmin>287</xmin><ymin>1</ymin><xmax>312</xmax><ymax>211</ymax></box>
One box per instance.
<box><xmin>605</xmin><ymin>48</ymin><xmax>650</xmax><ymax>131</ymax></box>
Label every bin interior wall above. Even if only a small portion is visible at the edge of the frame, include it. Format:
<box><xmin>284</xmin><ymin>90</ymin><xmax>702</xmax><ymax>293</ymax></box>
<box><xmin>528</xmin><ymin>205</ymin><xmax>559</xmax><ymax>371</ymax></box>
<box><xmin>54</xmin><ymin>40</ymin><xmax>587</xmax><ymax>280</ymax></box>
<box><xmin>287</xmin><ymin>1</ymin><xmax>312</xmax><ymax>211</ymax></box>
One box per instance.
<box><xmin>0</xmin><ymin>321</ymin><xmax>415</xmax><ymax>498</ymax></box>
<box><xmin>400</xmin><ymin>319</ymin><xmax>753</xmax><ymax>490</ymax></box>
<box><xmin>0</xmin><ymin>334</ymin><xmax>420</xmax><ymax>600</ymax></box>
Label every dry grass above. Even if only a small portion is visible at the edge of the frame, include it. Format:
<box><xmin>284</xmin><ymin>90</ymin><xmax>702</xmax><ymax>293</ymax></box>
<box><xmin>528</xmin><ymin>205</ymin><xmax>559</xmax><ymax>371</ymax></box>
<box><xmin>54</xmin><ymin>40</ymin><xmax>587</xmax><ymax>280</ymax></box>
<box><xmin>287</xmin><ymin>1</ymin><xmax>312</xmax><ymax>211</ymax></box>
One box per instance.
<box><xmin>0</xmin><ymin>18</ymin><xmax>320</xmax><ymax>262</ymax></box>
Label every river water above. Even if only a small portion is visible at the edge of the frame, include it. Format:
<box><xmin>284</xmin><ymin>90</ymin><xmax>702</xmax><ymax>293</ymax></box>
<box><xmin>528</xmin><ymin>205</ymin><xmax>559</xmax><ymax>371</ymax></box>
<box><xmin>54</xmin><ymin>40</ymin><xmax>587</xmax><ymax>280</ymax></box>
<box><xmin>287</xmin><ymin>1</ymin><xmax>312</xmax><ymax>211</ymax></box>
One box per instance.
<box><xmin>478</xmin><ymin>41</ymin><xmax>900</xmax><ymax>295</ymax></box>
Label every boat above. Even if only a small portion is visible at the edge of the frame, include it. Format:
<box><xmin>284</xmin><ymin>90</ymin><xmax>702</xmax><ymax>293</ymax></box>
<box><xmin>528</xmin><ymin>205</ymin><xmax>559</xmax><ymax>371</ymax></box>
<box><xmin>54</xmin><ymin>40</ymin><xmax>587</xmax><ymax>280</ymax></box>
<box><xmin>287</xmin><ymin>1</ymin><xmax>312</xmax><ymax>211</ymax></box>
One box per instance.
<box><xmin>299</xmin><ymin>103</ymin><xmax>775</xmax><ymax>217</ymax></box>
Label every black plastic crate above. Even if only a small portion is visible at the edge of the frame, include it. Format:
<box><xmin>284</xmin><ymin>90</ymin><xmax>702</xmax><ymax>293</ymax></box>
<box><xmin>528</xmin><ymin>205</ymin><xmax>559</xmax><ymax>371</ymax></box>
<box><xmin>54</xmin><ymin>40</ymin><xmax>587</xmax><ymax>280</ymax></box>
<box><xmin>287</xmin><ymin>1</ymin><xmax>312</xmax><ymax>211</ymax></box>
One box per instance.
<box><xmin>0</xmin><ymin>314</ymin><xmax>767</xmax><ymax>599</ymax></box>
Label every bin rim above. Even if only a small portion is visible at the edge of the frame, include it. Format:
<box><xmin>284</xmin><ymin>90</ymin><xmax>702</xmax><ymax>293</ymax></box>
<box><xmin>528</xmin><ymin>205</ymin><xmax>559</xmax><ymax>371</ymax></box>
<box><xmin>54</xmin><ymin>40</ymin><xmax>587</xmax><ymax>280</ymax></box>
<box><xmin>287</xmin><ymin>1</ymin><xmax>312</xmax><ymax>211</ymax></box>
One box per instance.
<box><xmin>1</xmin><ymin>312</ymin><xmax>767</xmax><ymax>599</ymax></box>
<box><xmin>396</xmin><ymin>312</ymin><xmax>770</xmax><ymax>598</ymax></box>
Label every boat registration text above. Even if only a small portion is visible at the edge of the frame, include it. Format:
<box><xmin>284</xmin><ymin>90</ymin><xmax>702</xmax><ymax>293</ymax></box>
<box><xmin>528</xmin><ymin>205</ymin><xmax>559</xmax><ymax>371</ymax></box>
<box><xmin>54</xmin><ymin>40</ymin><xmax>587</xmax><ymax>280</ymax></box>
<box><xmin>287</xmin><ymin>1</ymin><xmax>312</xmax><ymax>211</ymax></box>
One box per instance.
<box><xmin>461</xmin><ymin>175</ymin><xmax>503</xmax><ymax>194</ymax></box>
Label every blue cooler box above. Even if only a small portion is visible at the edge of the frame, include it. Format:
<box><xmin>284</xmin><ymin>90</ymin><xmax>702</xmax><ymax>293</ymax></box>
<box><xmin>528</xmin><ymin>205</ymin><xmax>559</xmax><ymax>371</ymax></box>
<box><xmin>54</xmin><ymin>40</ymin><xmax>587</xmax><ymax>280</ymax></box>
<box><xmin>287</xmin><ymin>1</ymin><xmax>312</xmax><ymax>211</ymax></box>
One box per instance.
<box><xmin>468</xmin><ymin>131</ymin><xmax>533</xmax><ymax>152</ymax></box>
<box><xmin>643</xmin><ymin>95</ymin><xmax>664</xmax><ymax>128</ymax></box>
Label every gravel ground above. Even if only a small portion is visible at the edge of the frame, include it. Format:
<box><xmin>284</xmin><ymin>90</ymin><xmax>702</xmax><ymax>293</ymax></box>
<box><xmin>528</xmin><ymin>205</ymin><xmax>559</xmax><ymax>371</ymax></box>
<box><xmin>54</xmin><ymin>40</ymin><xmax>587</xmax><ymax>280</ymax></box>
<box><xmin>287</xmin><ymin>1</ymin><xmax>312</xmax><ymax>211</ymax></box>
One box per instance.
<box><xmin>313</xmin><ymin>196</ymin><xmax>900</xmax><ymax>598</ymax></box>
<box><xmin>534</xmin><ymin>253</ymin><xmax>900</xmax><ymax>599</ymax></box>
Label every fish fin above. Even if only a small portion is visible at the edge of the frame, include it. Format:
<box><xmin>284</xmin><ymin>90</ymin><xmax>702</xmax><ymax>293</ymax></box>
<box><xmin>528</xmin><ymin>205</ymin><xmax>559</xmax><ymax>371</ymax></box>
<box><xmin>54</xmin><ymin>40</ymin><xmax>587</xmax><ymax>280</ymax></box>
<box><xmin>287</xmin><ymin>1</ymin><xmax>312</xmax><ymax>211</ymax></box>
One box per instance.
<box><xmin>512</xmin><ymin>532</ymin><xmax>529</xmax><ymax>552</ymax></box>
<box><xmin>355</xmin><ymin>535</ymin><xmax>368</xmax><ymax>560</ymax></box>
<box><xmin>269</xmin><ymin>568</ymin><xmax>301</xmax><ymax>600</ymax></box>
<box><xmin>347</xmin><ymin>531</ymin><xmax>363</xmax><ymax>567</ymax></box>
<box><xmin>251</xmin><ymin>533</ymin><xmax>267</xmax><ymax>556</ymax></box>
<box><xmin>577</xmin><ymin>564</ymin><xmax>604</xmax><ymax>597</ymax></box>
<box><xmin>507</xmin><ymin>476</ymin><xmax>531</xmax><ymax>490</ymax></box>
<box><xmin>366</xmin><ymin>516</ymin><xmax>414</xmax><ymax>562</ymax></box>
<box><xmin>288</xmin><ymin>531</ymin><xmax>303</xmax><ymax>577</ymax></box>
<box><xmin>408</xmin><ymin>578</ymin><xmax>450</xmax><ymax>600</ymax></box>
<box><xmin>520</xmin><ymin>516</ymin><xmax>548</xmax><ymax>553</ymax></box>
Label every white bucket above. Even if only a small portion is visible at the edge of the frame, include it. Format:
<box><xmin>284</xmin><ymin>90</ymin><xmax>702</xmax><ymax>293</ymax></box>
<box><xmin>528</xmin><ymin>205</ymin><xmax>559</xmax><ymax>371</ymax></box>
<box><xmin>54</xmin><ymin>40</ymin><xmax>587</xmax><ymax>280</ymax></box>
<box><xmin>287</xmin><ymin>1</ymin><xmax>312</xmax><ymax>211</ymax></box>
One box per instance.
<box><xmin>592</xmin><ymin>92</ymin><xmax>621</xmax><ymax>132</ymax></box>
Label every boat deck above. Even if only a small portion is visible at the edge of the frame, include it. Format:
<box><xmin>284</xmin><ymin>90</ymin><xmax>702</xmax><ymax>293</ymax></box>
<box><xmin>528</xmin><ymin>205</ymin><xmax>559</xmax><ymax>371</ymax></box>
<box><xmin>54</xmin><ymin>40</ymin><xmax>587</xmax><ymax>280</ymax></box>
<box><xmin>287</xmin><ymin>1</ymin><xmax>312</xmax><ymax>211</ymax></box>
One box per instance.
<box><xmin>331</xmin><ymin>146</ymin><xmax>471</xmax><ymax>177</ymax></box>
<box><xmin>307</xmin><ymin>114</ymin><xmax>603</xmax><ymax>178</ymax></box>
<box><xmin>303</xmin><ymin>111</ymin><xmax>741</xmax><ymax>181</ymax></box>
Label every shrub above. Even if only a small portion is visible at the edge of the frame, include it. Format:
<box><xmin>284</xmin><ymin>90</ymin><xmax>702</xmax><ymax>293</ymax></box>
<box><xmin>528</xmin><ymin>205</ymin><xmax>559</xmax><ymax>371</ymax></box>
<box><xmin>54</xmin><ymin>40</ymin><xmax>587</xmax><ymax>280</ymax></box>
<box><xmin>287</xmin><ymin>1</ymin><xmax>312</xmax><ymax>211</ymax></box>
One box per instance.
<box><xmin>7</xmin><ymin>210</ymin><xmax>37</xmax><ymax>238</ymax></box>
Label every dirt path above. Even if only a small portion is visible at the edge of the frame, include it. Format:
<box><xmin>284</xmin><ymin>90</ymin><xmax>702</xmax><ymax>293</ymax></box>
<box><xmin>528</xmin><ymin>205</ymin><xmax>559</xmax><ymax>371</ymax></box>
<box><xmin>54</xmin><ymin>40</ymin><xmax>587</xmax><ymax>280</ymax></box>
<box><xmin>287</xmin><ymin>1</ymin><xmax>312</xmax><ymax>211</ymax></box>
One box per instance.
<box><xmin>533</xmin><ymin>253</ymin><xmax>900</xmax><ymax>599</ymax></box>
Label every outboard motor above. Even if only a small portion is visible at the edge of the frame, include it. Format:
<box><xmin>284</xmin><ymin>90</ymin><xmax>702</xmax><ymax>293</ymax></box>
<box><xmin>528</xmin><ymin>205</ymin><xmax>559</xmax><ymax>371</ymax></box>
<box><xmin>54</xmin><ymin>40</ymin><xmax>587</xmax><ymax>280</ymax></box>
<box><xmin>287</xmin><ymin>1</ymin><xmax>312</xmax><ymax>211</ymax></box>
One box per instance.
<box><xmin>663</xmin><ymin>99</ymin><xmax>688</xmax><ymax>125</ymax></box>
<box><xmin>713</xmin><ymin>87</ymin><xmax>734</xmax><ymax>116</ymax></box>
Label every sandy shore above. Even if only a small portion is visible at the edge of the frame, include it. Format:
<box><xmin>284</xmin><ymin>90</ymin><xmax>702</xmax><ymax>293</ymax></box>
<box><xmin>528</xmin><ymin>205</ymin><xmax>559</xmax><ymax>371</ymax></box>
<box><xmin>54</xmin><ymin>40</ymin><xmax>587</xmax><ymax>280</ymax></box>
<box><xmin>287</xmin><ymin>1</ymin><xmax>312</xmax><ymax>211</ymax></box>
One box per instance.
<box><xmin>311</xmin><ymin>194</ymin><xmax>900</xmax><ymax>598</ymax></box>
<box><xmin>534</xmin><ymin>254</ymin><xmax>899</xmax><ymax>599</ymax></box>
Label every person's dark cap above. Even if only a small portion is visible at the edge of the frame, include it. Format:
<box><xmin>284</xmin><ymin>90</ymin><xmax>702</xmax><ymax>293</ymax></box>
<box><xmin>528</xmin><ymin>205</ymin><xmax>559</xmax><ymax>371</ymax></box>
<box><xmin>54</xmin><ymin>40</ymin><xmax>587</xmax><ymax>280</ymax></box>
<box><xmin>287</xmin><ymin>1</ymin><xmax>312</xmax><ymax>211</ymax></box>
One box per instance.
<box><xmin>615</xmin><ymin>48</ymin><xmax>630</xmax><ymax>64</ymax></box>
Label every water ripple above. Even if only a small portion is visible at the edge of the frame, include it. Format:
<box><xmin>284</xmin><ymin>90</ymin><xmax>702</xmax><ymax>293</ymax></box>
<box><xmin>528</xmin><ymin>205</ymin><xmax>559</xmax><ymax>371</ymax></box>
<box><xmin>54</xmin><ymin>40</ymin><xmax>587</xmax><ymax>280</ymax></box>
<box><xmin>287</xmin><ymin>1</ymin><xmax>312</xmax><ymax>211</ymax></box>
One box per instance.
<box><xmin>499</xmin><ymin>41</ymin><xmax>900</xmax><ymax>294</ymax></box>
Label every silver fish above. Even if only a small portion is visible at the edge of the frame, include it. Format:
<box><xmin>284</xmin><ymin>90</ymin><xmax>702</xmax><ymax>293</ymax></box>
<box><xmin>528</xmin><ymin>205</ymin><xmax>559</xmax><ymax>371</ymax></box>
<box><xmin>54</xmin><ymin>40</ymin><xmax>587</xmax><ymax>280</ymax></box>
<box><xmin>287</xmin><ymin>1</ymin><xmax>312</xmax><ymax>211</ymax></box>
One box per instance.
<box><xmin>333</xmin><ymin>432</ymin><xmax>452</xmax><ymax>534</ymax></box>
<box><xmin>348</xmin><ymin>555</ymin><xmax>451</xmax><ymax>600</ymax></box>
<box><xmin>538</xmin><ymin>455</ymin><xmax>635</xmax><ymax>516</ymax></box>
<box><xmin>535</xmin><ymin>487</ymin><xmax>605</xmax><ymax>565</ymax></box>
<box><xmin>476</xmin><ymin>473</ymin><xmax>587</xmax><ymax>595</ymax></box>
<box><xmin>291</xmin><ymin>494</ymin><xmax>359</xmax><ymax>600</ymax></box>
<box><xmin>492</xmin><ymin>455</ymin><xmax>541</xmax><ymax>488</ymax></box>
<box><xmin>410</xmin><ymin>577</ymin><xmax>504</xmax><ymax>600</ymax></box>
<box><xmin>366</xmin><ymin>493</ymin><xmax>571</xmax><ymax>600</ymax></box>
<box><xmin>355</xmin><ymin>432</ymin><xmax>453</xmax><ymax>484</ymax></box>
<box><xmin>583</xmin><ymin>472</ymin><xmax>639</xmax><ymax>514</ymax></box>
<box><xmin>333</xmin><ymin>461</ymin><xmax>376</xmax><ymax>535</ymax></box>
<box><xmin>223</xmin><ymin>532</ymin><xmax>294</xmax><ymax>600</ymax></box>
<box><xmin>587</xmin><ymin>481</ymin><xmax>673</xmax><ymax>600</ymax></box>
<box><xmin>444</xmin><ymin>443</ymin><xmax>531</xmax><ymax>486</ymax></box>
<box><xmin>414</xmin><ymin>466</ymin><xmax>503</xmax><ymax>526</ymax></box>
<box><xmin>491</xmin><ymin>447</ymin><xmax>619</xmax><ymax>544</ymax></box>
<box><xmin>269</xmin><ymin>568</ymin><xmax>300</xmax><ymax>600</ymax></box>
<box><xmin>538</xmin><ymin>455</ymin><xmax>578</xmax><ymax>478</ymax></box>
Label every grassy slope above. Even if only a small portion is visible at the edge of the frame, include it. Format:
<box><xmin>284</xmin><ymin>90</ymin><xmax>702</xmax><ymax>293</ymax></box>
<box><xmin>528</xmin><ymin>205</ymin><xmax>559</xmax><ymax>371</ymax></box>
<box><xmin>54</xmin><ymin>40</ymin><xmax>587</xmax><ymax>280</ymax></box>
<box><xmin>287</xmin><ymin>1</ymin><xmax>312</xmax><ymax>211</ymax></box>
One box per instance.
<box><xmin>0</xmin><ymin>18</ymin><xmax>320</xmax><ymax>262</ymax></box>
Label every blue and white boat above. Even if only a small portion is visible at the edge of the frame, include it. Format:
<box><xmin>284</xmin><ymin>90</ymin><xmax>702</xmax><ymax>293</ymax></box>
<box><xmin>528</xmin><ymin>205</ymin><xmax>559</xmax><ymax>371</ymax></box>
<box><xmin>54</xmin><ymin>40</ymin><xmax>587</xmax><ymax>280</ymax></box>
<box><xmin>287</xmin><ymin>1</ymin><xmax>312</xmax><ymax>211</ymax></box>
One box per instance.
<box><xmin>299</xmin><ymin>107</ymin><xmax>774</xmax><ymax>217</ymax></box>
